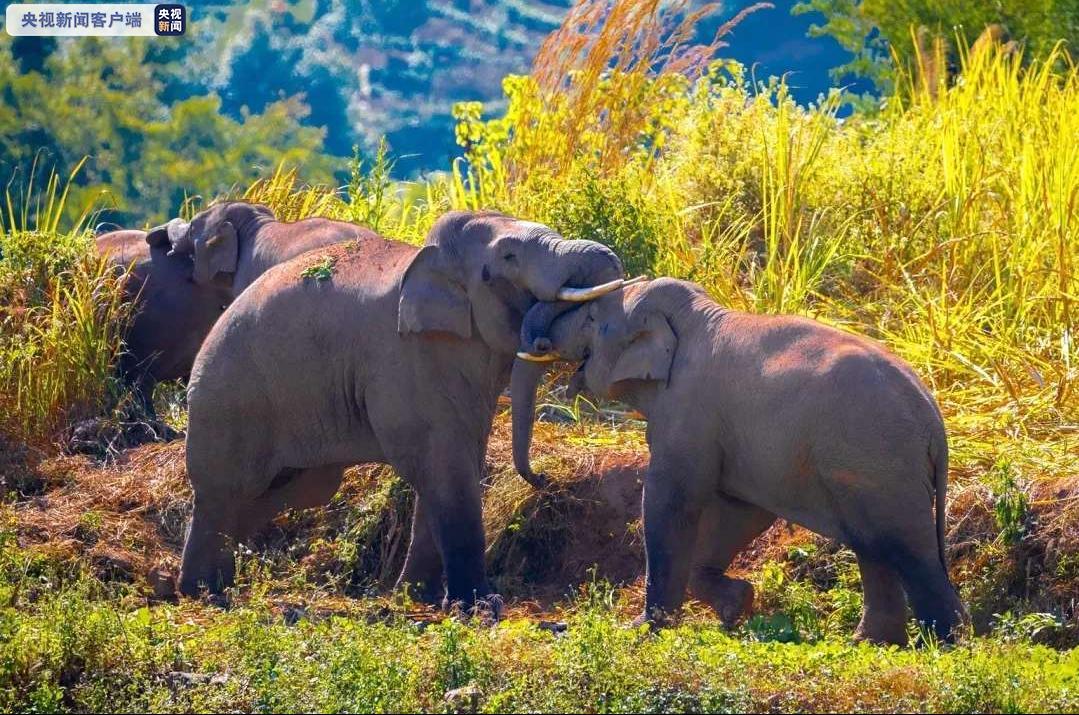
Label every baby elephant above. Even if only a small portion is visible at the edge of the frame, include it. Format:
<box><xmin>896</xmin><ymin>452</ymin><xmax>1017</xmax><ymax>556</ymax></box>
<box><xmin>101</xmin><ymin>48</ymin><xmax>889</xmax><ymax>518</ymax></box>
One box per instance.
<box><xmin>512</xmin><ymin>278</ymin><xmax>966</xmax><ymax>645</ymax></box>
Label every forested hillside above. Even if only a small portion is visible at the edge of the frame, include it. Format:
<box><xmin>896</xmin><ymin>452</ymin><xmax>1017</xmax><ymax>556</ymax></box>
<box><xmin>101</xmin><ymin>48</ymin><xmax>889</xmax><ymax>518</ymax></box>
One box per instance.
<box><xmin>1</xmin><ymin>0</ymin><xmax>576</xmax><ymax>223</ymax></box>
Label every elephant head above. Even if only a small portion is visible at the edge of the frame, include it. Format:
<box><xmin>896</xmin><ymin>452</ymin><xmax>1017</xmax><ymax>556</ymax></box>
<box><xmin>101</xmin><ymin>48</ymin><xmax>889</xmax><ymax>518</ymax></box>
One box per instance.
<box><xmin>512</xmin><ymin>278</ymin><xmax>691</xmax><ymax>484</ymax></box>
<box><xmin>147</xmin><ymin>202</ymin><xmax>274</xmax><ymax>285</ymax></box>
<box><xmin>397</xmin><ymin>211</ymin><xmax>633</xmax><ymax>485</ymax></box>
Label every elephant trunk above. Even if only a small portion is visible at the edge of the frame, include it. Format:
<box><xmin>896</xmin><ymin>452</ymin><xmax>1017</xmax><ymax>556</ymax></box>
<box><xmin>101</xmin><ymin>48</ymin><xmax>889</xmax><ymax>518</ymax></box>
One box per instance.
<box><xmin>510</xmin><ymin>356</ymin><xmax>552</xmax><ymax>489</ymax></box>
<box><xmin>525</xmin><ymin>237</ymin><xmax>623</xmax><ymax>303</ymax></box>
<box><xmin>510</xmin><ymin>229</ymin><xmax>629</xmax><ymax>486</ymax></box>
<box><xmin>518</xmin><ymin>299</ymin><xmax>577</xmax><ymax>358</ymax></box>
<box><xmin>511</xmin><ymin>299</ymin><xmax>594</xmax><ymax>487</ymax></box>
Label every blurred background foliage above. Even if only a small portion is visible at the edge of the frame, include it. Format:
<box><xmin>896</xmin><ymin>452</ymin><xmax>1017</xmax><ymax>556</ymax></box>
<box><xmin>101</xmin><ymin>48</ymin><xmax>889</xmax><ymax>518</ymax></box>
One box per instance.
<box><xmin>3</xmin><ymin>0</ymin><xmax>1075</xmax><ymax>226</ymax></box>
<box><xmin>794</xmin><ymin>0</ymin><xmax>1079</xmax><ymax>102</ymax></box>
<box><xmin>0</xmin><ymin>32</ymin><xmax>333</xmax><ymax>224</ymax></box>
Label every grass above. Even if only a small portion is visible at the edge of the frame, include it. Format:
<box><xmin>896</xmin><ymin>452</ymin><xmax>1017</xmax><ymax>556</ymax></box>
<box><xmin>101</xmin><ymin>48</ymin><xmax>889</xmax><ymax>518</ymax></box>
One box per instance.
<box><xmin>0</xmin><ymin>162</ymin><xmax>133</xmax><ymax>445</ymax></box>
<box><xmin>2</xmin><ymin>551</ymin><xmax>1078</xmax><ymax>713</ymax></box>
<box><xmin>1</xmin><ymin>0</ymin><xmax>1078</xmax><ymax>711</ymax></box>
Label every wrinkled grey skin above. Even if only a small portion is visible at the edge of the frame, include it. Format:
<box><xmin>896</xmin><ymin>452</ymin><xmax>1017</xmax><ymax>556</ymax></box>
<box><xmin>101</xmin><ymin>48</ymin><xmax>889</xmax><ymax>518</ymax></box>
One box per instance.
<box><xmin>179</xmin><ymin>211</ymin><xmax>624</xmax><ymax>609</ymax></box>
<box><xmin>513</xmin><ymin>278</ymin><xmax>966</xmax><ymax>645</ymax></box>
<box><xmin>96</xmin><ymin>229</ymin><xmax>231</xmax><ymax>416</ymax></box>
<box><xmin>159</xmin><ymin>201</ymin><xmax>377</xmax><ymax>296</ymax></box>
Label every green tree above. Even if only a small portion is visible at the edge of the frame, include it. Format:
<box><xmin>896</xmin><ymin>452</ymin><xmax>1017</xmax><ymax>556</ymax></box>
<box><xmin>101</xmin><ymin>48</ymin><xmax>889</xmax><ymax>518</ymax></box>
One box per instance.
<box><xmin>0</xmin><ymin>36</ymin><xmax>335</xmax><ymax>225</ymax></box>
<box><xmin>794</xmin><ymin>0</ymin><xmax>1079</xmax><ymax>94</ymax></box>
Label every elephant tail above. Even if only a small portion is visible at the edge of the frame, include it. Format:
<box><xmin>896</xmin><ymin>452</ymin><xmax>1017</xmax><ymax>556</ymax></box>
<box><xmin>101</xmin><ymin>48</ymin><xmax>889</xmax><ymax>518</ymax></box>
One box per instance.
<box><xmin>931</xmin><ymin>430</ymin><xmax>949</xmax><ymax>571</ymax></box>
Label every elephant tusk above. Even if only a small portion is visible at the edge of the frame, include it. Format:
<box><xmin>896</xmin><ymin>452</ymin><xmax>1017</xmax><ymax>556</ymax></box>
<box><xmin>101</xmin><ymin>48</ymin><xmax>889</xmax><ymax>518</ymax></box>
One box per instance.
<box><xmin>516</xmin><ymin>351</ymin><xmax>563</xmax><ymax>362</ymax></box>
<box><xmin>556</xmin><ymin>274</ymin><xmax>647</xmax><ymax>302</ymax></box>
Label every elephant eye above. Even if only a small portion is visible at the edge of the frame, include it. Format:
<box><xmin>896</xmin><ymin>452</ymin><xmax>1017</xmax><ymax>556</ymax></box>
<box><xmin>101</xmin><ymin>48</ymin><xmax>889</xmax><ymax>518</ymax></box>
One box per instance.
<box><xmin>502</xmin><ymin>252</ymin><xmax>517</xmax><ymax>262</ymax></box>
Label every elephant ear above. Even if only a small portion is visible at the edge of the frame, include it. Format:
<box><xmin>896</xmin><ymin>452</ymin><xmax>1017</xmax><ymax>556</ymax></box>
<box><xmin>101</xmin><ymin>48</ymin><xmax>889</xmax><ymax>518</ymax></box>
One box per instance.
<box><xmin>145</xmin><ymin>224</ymin><xmax>170</xmax><ymax>248</ymax></box>
<box><xmin>95</xmin><ymin>222</ymin><xmax>121</xmax><ymax>237</ymax></box>
<box><xmin>610</xmin><ymin>307</ymin><xmax>676</xmax><ymax>386</ymax></box>
<box><xmin>398</xmin><ymin>245</ymin><xmax>472</xmax><ymax>339</ymax></box>
<box><xmin>196</xmin><ymin>221</ymin><xmax>239</xmax><ymax>282</ymax></box>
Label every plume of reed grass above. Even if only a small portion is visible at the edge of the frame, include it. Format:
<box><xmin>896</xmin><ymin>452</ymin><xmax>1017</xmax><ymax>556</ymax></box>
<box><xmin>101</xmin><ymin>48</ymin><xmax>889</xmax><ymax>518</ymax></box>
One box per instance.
<box><xmin>506</xmin><ymin>0</ymin><xmax>772</xmax><ymax>180</ymax></box>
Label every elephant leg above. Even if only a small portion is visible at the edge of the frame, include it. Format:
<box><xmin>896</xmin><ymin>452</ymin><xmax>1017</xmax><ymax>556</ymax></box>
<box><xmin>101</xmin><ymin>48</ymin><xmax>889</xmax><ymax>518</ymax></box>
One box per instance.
<box><xmin>842</xmin><ymin>480</ymin><xmax>965</xmax><ymax>643</ymax></box>
<box><xmin>117</xmin><ymin>352</ymin><xmax>157</xmax><ymax>418</ymax></box>
<box><xmin>242</xmin><ymin>464</ymin><xmax>346</xmax><ymax>537</ymax></box>
<box><xmin>179</xmin><ymin>465</ymin><xmax>345</xmax><ymax>598</ymax></box>
<box><xmin>395</xmin><ymin>496</ymin><xmax>445</xmax><ymax>604</ymax></box>
<box><xmin>118</xmin><ymin>366</ymin><xmax>154</xmax><ymax>417</ymax></box>
<box><xmin>132</xmin><ymin>371</ymin><xmax>158</xmax><ymax>417</ymax></box>
<box><xmin>639</xmin><ymin>458</ymin><xmax>705</xmax><ymax>626</ymax></box>
<box><xmin>179</xmin><ymin>498</ymin><xmax>238</xmax><ymax>597</ymax></box>
<box><xmin>690</xmin><ymin>497</ymin><xmax>776</xmax><ymax>627</ymax></box>
<box><xmin>121</xmin><ymin>366</ymin><xmax>183</xmax><ymax>440</ymax></box>
<box><xmin>397</xmin><ymin>448</ymin><xmax>493</xmax><ymax>610</ymax></box>
<box><xmin>892</xmin><ymin>540</ymin><xmax>965</xmax><ymax>643</ymax></box>
<box><xmin>853</xmin><ymin>554</ymin><xmax>909</xmax><ymax>645</ymax></box>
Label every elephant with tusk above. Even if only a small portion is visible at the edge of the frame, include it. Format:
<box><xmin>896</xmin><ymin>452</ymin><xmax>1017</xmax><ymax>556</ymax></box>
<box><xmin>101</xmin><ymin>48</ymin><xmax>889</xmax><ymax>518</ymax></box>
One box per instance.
<box><xmin>510</xmin><ymin>277</ymin><xmax>967</xmax><ymax>645</ymax></box>
<box><xmin>510</xmin><ymin>274</ymin><xmax>646</xmax><ymax>487</ymax></box>
<box><xmin>178</xmin><ymin>211</ymin><xmax>624</xmax><ymax>610</ymax></box>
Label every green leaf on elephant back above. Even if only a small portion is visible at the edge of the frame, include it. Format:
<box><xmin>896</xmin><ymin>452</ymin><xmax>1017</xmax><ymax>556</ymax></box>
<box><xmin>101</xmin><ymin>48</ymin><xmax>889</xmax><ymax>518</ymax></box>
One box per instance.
<box><xmin>300</xmin><ymin>255</ymin><xmax>337</xmax><ymax>282</ymax></box>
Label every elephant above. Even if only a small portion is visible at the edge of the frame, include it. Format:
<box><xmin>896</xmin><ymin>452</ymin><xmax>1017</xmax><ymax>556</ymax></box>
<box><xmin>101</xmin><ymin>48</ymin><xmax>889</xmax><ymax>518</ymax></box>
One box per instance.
<box><xmin>96</xmin><ymin>204</ymin><xmax>375</xmax><ymax>415</ymax></box>
<box><xmin>156</xmin><ymin>201</ymin><xmax>378</xmax><ymax>296</ymax></box>
<box><xmin>511</xmin><ymin>277</ymin><xmax>966</xmax><ymax>644</ymax></box>
<box><xmin>178</xmin><ymin>210</ymin><xmax>631</xmax><ymax>608</ymax></box>
<box><xmin>95</xmin><ymin>228</ymin><xmax>231</xmax><ymax>417</ymax></box>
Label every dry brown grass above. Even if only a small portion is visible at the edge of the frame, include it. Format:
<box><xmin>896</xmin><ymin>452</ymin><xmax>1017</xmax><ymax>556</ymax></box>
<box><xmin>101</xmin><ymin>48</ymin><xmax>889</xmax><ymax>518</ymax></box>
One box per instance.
<box><xmin>533</xmin><ymin>0</ymin><xmax>772</xmax><ymax>90</ymax></box>
<box><xmin>15</xmin><ymin>441</ymin><xmax>189</xmax><ymax>585</ymax></box>
<box><xmin>11</xmin><ymin>414</ymin><xmax>649</xmax><ymax>605</ymax></box>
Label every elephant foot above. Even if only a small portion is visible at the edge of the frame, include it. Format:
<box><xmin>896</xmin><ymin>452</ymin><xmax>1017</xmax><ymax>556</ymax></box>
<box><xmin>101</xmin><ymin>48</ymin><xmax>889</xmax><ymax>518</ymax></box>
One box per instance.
<box><xmin>152</xmin><ymin>420</ymin><xmax>182</xmax><ymax>442</ymax></box>
<box><xmin>178</xmin><ymin>509</ymin><xmax>236</xmax><ymax>599</ymax></box>
<box><xmin>445</xmin><ymin>593</ymin><xmax>504</xmax><ymax>625</ymax></box>
<box><xmin>177</xmin><ymin>566</ymin><xmax>234</xmax><ymax>601</ymax></box>
<box><xmin>691</xmin><ymin>573</ymin><xmax>755</xmax><ymax>627</ymax></box>
<box><xmin>853</xmin><ymin>615</ymin><xmax>909</xmax><ymax>646</ymax></box>
<box><xmin>631</xmin><ymin>605</ymin><xmax>677</xmax><ymax>630</ymax></box>
<box><xmin>715</xmin><ymin>578</ymin><xmax>755</xmax><ymax>627</ymax></box>
<box><xmin>396</xmin><ymin>578</ymin><xmax>445</xmax><ymax>606</ymax></box>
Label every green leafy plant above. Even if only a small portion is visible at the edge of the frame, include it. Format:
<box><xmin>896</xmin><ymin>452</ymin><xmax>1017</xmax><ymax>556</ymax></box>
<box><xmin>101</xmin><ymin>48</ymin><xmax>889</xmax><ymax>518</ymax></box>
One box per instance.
<box><xmin>991</xmin><ymin>611</ymin><xmax>1065</xmax><ymax>644</ymax></box>
<box><xmin>300</xmin><ymin>255</ymin><xmax>337</xmax><ymax>282</ymax></box>
<box><xmin>990</xmin><ymin>460</ymin><xmax>1030</xmax><ymax>545</ymax></box>
<box><xmin>348</xmin><ymin>138</ymin><xmax>396</xmax><ymax>234</ymax></box>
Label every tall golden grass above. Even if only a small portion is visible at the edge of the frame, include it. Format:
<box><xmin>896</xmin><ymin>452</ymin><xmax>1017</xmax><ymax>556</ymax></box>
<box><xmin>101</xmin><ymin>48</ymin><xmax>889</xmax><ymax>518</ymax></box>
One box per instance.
<box><xmin>0</xmin><ymin>164</ymin><xmax>132</xmax><ymax>443</ymax></box>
